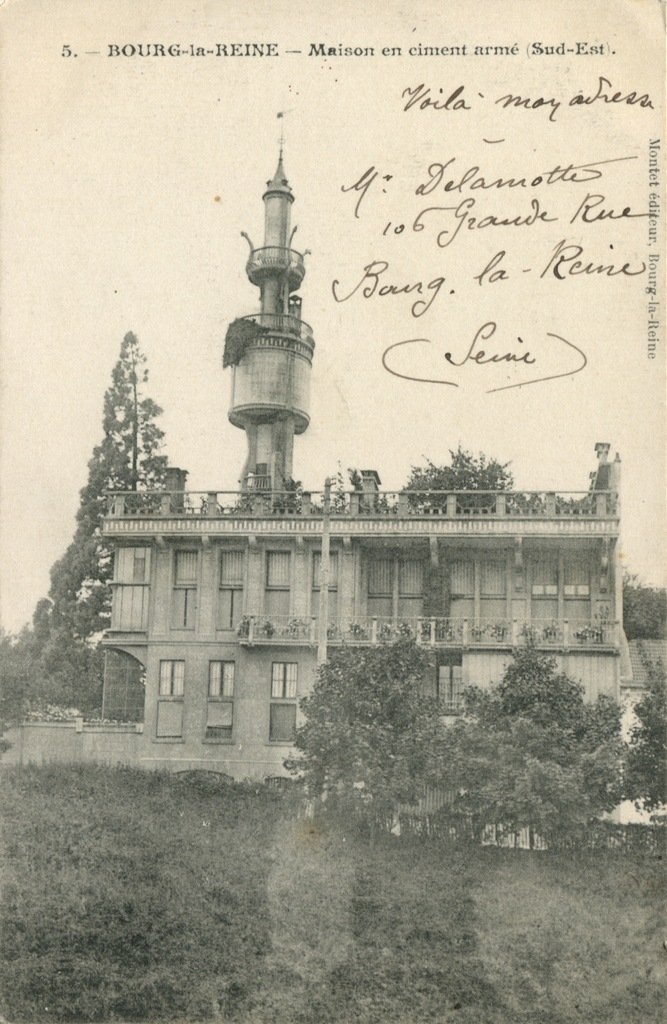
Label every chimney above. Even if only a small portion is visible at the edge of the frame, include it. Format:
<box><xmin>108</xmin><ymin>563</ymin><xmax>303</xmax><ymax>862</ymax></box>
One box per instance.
<box><xmin>165</xmin><ymin>467</ymin><xmax>188</xmax><ymax>493</ymax></box>
<box><xmin>592</xmin><ymin>443</ymin><xmax>611</xmax><ymax>490</ymax></box>
<box><xmin>165</xmin><ymin>467</ymin><xmax>188</xmax><ymax>513</ymax></box>
<box><xmin>595</xmin><ymin>442</ymin><xmax>610</xmax><ymax>465</ymax></box>
<box><xmin>609</xmin><ymin>452</ymin><xmax>621</xmax><ymax>502</ymax></box>
<box><xmin>360</xmin><ymin>470</ymin><xmax>381</xmax><ymax>497</ymax></box>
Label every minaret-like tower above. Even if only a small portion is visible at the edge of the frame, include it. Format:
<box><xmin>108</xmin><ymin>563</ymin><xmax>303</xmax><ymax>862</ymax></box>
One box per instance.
<box><xmin>225</xmin><ymin>152</ymin><xmax>314</xmax><ymax>491</ymax></box>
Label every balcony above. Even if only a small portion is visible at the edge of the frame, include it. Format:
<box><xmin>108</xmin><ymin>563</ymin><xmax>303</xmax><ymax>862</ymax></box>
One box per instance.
<box><xmin>236</xmin><ymin>615</ymin><xmax>620</xmax><ymax>651</ymax></box>
<box><xmin>105</xmin><ymin>488</ymin><xmax>618</xmax><ymax>521</ymax></box>
<box><xmin>246</xmin><ymin>246</ymin><xmax>306</xmax><ymax>290</ymax></box>
<box><xmin>239</xmin><ymin>312</ymin><xmax>314</xmax><ymax>350</ymax></box>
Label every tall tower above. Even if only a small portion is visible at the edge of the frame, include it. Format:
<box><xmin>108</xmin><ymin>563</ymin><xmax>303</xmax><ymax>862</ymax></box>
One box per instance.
<box><xmin>225</xmin><ymin>151</ymin><xmax>314</xmax><ymax>491</ymax></box>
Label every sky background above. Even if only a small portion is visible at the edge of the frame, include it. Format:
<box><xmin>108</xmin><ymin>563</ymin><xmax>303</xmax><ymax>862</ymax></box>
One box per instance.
<box><xmin>1</xmin><ymin>0</ymin><xmax>664</xmax><ymax>632</ymax></box>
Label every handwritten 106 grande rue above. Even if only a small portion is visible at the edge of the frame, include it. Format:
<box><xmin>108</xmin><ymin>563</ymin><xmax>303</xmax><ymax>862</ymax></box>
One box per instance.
<box><xmin>333</xmin><ymin>145</ymin><xmax>649</xmax><ymax>392</ymax></box>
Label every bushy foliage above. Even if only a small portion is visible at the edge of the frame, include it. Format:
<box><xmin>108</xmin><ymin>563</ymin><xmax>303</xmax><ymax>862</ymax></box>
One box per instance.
<box><xmin>625</xmin><ymin>650</ymin><xmax>667</xmax><ymax>811</ymax></box>
<box><xmin>447</xmin><ymin>642</ymin><xmax>624</xmax><ymax>842</ymax></box>
<box><xmin>286</xmin><ymin>641</ymin><xmax>451</xmax><ymax>831</ymax></box>
<box><xmin>405</xmin><ymin>445</ymin><xmax>514</xmax><ymax>492</ymax></box>
<box><xmin>0</xmin><ymin>630</ymin><xmax>37</xmax><ymax>752</ymax></box>
<box><xmin>623</xmin><ymin>573</ymin><xmax>667</xmax><ymax>640</ymax></box>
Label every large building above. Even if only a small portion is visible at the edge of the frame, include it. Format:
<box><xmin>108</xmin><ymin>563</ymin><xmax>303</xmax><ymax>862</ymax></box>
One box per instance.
<box><xmin>99</xmin><ymin>153</ymin><xmax>625</xmax><ymax>779</ymax></box>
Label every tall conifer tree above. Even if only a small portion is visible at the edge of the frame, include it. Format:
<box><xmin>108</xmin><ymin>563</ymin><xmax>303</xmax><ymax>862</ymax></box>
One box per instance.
<box><xmin>39</xmin><ymin>333</ymin><xmax>167</xmax><ymax>710</ymax></box>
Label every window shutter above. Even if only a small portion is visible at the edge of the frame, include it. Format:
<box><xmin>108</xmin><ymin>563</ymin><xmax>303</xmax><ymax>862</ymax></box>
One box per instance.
<box><xmin>267</xmin><ymin>552</ymin><xmax>291</xmax><ymax>587</ymax></box>
<box><xmin>399</xmin><ymin>559</ymin><xmax>423</xmax><ymax>595</ymax></box>
<box><xmin>450</xmin><ymin>561</ymin><xmax>474</xmax><ymax>596</ymax></box>
<box><xmin>175</xmin><ymin>551</ymin><xmax>198</xmax><ymax>583</ymax></box>
<box><xmin>369</xmin><ymin>559</ymin><xmax>393</xmax><ymax>596</ymax></box>
<box><xmin>481</xmin><ymin>561</ymin><xmax>506</xmax><ymax>596</ymax></box>
<box><xmin>220</xmin><ymin>551</ymin><xmax>244</xmax><ymax>584</ymax></box>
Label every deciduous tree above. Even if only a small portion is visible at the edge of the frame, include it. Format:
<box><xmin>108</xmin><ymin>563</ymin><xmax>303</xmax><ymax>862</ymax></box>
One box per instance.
<box><xmin>622</xmin><ymin>574</ymin><xmax>667</xmax><ymax>641</ymax></box>
<box><xmin>448</xmin><ymin>641</ymin><xmax>624</xmax><ymax>842</ymax></box>
<box><xmin>286</xmin><ymin>641</ymin><xmax>450</xmax><ymax>834</ymax></box>
<box><xmin>405</xmin><ymin>446</ymin><xmax>514</xmax><ymax>492</ymax></box>
<box><xmin>625</xmin><ymin>650</ymin><xmax>667</xmax><ymax>812</ymax></box>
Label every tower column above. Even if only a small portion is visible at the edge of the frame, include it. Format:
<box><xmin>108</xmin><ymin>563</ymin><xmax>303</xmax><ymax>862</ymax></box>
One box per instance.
<box><xmin>225</xmin><ymin>149</ymin><xmax>314</xmax><ymax>492</ymax></box>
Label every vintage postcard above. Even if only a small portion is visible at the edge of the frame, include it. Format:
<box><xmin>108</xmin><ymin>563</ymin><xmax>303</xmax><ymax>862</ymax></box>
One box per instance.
<box><xmin>0</xmin><ymin>0</ymin><xmax>665</xmax><ymax>1021</ymax></box>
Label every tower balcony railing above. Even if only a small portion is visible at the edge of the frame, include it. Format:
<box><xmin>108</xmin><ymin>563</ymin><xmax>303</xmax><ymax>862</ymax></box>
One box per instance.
<box><xmin>246</xmin><ymin>246</ymin><xmax>305</xmax><ymax>289</ymax></box>
<box><xmin>105</xmin><ymin>488</ymin><xmax>619</xmax><ymax>519</ymax></box>
<box><xmin>240</xmin><ymin>312</ymin><xmax>314</xmax><ymax>347</ymax></box>
<box><xmin>235</xmin><ymin>615</ymin><xmax>620</xmax><ymax>650</ymax></box>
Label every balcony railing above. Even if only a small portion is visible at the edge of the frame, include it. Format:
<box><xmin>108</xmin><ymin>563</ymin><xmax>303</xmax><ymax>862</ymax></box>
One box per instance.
<box><xmin>105</xmin><ymin>489</ymin><xmax>618</xmax><ymax>520</ymax></box>
<box><xmin>246</xmin><ymin>246</ymin><xmax>305</xmax><ymax>289</ymax></box>
<box><xmin>236</xmin><ymin>615</ymin><xmax>619</xmax><ymax>650</ymax></box>
<box><xmin>239</xmin><ymin>312</ymin><xmax>314</xmax><ymax>347</ymax></box>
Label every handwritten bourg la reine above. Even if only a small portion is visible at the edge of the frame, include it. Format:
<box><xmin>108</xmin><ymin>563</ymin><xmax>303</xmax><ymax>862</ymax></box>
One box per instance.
<box><xmin>331</xmin><ymin>79</ymin><xmax>657</xmax><ymax>391</ymax></box>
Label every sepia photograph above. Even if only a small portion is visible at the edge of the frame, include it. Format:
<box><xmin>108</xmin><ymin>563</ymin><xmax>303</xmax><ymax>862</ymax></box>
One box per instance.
<box><xmin>0</xmin><ymin>1</ymin><xmax>665</xmax><ymax>1021</ymax></box>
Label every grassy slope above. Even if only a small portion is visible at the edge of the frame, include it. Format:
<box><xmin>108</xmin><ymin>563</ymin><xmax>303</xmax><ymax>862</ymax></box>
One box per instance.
<box><xmin>0</xmin><ymin>767</ymin><xmax>664</xmax><ymax>1024</ymax></box>
<box><xmin>475</xmin><ymin>848</ymin><xmax>666</xmax><ymax>1024</ymax></box>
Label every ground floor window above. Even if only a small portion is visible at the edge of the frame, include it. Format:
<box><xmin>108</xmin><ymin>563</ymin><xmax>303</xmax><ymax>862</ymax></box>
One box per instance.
<box><xmin>270</xmin><ymin>662</ymin><xmax>297</xmax><ymax>742</ymax></box>
<box><xmin>159</xmin><ymin>660</ymin><xmax>184</xmax><ymax>696</ymax></box>
<box><xmin>156</xmin><ymin>660</ymin><xmax>185</xmax><ymax>738</ymax></box>
<box><xmin>102</xmin><ymin>650</ymin><xmax>145</xmax><ymax>722</ymax></box>
<box><xmin>206</xmin><ymin>661</ymin><xmax>235</xmax><ymax>740</ymax></box>
<box><xmin>423</xmin><ymin>655</ymin><xmax>464</xmax><ymax>714</ymax></box>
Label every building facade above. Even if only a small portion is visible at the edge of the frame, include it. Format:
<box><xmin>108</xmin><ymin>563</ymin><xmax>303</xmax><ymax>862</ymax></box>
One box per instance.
<box><xmin>100</xmin><ymin>155</ymin><xmax>625</xmax><ymax>779</ymax></box>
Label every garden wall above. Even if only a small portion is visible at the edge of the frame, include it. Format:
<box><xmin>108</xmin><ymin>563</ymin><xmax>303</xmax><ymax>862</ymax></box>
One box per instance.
<box><xmin>1</xmin><ymin>721</ymin><xmax>142</xmax><ymax>767</ymax></box>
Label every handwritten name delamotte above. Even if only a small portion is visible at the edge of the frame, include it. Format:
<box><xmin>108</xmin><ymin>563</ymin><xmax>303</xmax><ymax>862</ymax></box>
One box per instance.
<box><xmin>331</xmin><ymin>78</ymin><xmax>652</xmax><ymax>394</ymax></box>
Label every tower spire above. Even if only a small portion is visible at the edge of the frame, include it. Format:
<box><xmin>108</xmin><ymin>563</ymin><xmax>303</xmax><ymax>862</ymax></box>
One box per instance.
<box><xmin>225</xmin><ymin>135</ymin><xmax>314</xmax><ymax>493</ymax></box>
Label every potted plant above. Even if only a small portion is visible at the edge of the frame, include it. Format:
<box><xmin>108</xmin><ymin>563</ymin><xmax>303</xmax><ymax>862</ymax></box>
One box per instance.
<box><xmin>378</xmin><ymin>621</ymin><xmax>394</xmax><ymax>641</ymax></box>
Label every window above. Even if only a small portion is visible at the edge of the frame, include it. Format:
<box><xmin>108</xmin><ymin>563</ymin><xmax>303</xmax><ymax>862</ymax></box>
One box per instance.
<box><xmin>172</xmin><ymin>550</ymin><xmax>198</xmax><ymax>629</ymax></box>
<box><xmin>449</xmin><ymin>559</ymin><xmax>474</xmax><ymax>618</ymax></box>
<box><xmin>269</xmin><ymin>662</ymin><xmax>297</xmax><ymax>742</ymax></box>
<box><xmin>480</xmin><ymin>559</ymin><xmax>507</xmax><ymax>619</ymax></box>
<box><xmin>367</xmin><ymin>558</ymin><xmax>393</xmax><ymax>617</ymax></box>
<box><xmin>481</xmin><ymin>561</ymin><xmax>506</xmax><ymax>597</ymax></box>
<box><xmin>366</xmin><ymin>557</ymin><xmax>425</xmax><ymax>619</ymax></box>
<box><xmin>111</xmin><ymin>547</ymin><xmax>151</xmax><ymax>630</ymax></box>
<box><xmin>159</xmin><ymin>659</ymin><xmax>184</xmax><ymax>696</ymax></box>
<box><xmin>218</xmin><ymin>550</ymin><xmax>244</xmax><ymax>629</ymax></box>
<box><xmin>265</xmin><ymin>551</ymin><xmax>291</xmax><ymax>617</ymax></box>
<box><xmin>532</xmin><ymin>559</ymin><xmax>558</xmax><ymax>597</ymax></box>
<box><xmin>564</xmin><ymin>560</ymin><xmax>590</xmax><ymax>597</ymax></box>
<box><xmin>422</xmin><ymin>658</ymin><xmax>463</xmax><ymax>713</ymax></box>
<box><xmin>398</xmin><ymin>559</ymin><xmax>423</xmax><ymax>618</ymax></box>
<box><xmin>450</xmin><ymin>560</ymin><xmax>474</xmax><ymax>598</ymax></box>
<box><xmin>156</xmin><ymin>660</ymin><xmax>184</xmax><ymax>738</ymax></box>
<box><xmin>206</xmin><ymin>661</ymin><xmax>234</xmax><ymax>741</ymax></box>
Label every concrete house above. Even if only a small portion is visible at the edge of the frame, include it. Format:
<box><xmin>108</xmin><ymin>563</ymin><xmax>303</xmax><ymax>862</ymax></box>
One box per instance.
<box><xmin>95</xmin><ymin>153</ymin><xmax>626</xmax><ymax>779</ymax></box>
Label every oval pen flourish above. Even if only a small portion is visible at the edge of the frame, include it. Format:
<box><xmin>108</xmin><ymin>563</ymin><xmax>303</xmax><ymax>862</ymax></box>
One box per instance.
<box><xmin>486</xmin><ymin>331</ymin><xmax>587</xmax><ymax>393</ymax></box>
<box><xmin>381</xmin><ymin>325</ymin><xmax>587</xmax><ymax>393</ymax></box>
<box><xmin>382</xmin><ymin>338</ymin><xmax>459</xmax><ymax>387</ymax></box>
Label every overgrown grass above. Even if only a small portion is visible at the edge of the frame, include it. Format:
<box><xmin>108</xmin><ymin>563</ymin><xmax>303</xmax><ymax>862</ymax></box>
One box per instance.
<box><xmin>0</xmin><ymin>766</ymin><xmax>664</xmax><ymax>1023</ymax></box>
